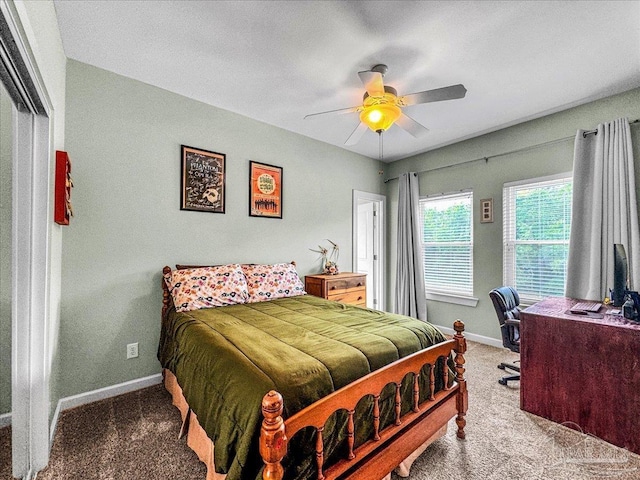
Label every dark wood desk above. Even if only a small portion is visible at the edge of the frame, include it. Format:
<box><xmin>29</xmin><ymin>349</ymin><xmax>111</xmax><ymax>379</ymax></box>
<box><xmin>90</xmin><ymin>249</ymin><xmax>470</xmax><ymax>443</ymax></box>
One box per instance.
<box><xmin>521</xmin><ymin>296</ymin><xmax>640</xmax><ymax>455</ymax></box>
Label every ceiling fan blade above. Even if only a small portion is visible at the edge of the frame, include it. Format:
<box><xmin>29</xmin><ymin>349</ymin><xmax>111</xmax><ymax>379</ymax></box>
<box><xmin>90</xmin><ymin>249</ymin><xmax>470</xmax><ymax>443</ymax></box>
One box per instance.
<box><xmin>304</xmin><ymin>105</ymin><xmax>360</xmax><ymax>119</ymax></box>
<box><xmin>400</xmin><ymin>84</ymin><xmax>467</xmax><ymax>106</ymax></box>
<box><xmin>345</xmin><ymin>122</ymin><xmax>369</xmax><ymax>146</ymax></box>
<box><xmin>358</xmin><ymin>70</ymin><xmax>385</xmax><ymax>97</ymax></box>
<box><xmin>395</xmin><ymin>113</ymin><xmax>429</xmax><ymax>138</ymax></box>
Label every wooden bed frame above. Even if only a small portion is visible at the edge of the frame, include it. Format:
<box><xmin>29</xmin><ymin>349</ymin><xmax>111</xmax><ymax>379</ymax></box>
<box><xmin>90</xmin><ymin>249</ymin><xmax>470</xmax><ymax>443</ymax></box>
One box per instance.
<box><xmin>161</xmin><ymin>265</ymin><xmax>467</xmax><ymax>480</ymax></box>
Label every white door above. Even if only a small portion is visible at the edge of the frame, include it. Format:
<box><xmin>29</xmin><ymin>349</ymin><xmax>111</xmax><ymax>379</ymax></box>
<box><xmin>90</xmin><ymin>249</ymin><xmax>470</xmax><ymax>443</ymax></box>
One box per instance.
<box><xmin>353</xmin><ymin>191</ymin><xmax>385</xmax><ymax>311</ymax></box>
<box><xmin>357</xmin><ymin>202</ymin><xmax>375</xmax><ymax>308</ymax></box>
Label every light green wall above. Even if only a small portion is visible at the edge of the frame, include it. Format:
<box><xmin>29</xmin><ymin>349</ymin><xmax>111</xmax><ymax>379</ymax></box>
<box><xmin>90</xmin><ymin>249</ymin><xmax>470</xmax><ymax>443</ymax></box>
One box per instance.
<box><xmin>60</xmin><ymin>59</ymin><xmax>383</xmax><ymax>398</ymax></box>
<box><xmin>0</xmin><ymin>82</ymin><xmax>11</xmax><ymax>415</ymax></box>
<box><xmin>385</xmin><ymin>87</ymin><xmax>640</xmax><ymax>340</ymax></box>
<box><xmin>59</xmin><ymin>61</ymin><xmax>640</xmax><ymax>397</ymax></box>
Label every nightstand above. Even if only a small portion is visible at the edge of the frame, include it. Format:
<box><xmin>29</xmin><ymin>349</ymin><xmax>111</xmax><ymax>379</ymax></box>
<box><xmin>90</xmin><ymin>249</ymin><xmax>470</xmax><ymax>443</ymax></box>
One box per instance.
<box><xmin>305</xmin><ymin>272</ymin><xmax>366</xmax><ymax>307</ymax></box>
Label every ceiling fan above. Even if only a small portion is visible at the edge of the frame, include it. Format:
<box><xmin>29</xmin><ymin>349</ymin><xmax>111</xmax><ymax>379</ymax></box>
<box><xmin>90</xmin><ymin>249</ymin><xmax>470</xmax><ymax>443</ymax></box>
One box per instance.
<box><xmin>305</xmin><ymin>64</ymin><xmax>467</xmax><ymax>146</ymax></box>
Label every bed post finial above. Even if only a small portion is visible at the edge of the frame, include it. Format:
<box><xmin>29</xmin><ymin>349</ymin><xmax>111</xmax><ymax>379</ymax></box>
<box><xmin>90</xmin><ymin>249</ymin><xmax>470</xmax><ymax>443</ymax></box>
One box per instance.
<box><xmin>260</xmin><ymin>390</ymin><xmax>288</xmax><ymax>480</ymax></box>
<box><xmin>453</xmin><ymin>320</ymin><xmax>467</xmax><ymax>439</ymax></box>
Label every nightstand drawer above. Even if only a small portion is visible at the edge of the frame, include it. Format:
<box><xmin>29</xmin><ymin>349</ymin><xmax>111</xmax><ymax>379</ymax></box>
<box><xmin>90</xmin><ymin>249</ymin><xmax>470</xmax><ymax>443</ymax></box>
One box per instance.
<box><xmin>325</xmin><ymin>277</ymin><xmax>365</xmax><ymax>293</ymax></box>
<box><xmin>328</xmin><ymin>289</ymin><xmax>366</xmax><ymax>306</ymax></box>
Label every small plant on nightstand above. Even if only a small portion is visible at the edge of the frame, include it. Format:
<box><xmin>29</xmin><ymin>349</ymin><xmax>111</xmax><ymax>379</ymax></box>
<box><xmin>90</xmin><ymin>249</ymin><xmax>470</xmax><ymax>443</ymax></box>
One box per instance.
<box><xmin>310</xmin><ymin>239</ymin><xmax>340</xmax><ymax>275</ymax></box>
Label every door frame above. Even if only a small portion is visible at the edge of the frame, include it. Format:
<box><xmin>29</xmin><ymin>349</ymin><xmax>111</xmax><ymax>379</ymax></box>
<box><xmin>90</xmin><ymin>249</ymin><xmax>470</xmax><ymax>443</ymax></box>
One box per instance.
<box><xmin>352</xmin><ymin>190</ymin><xmax>385</xmax><ymax>311</ymax></box>
<box><xmin>1</xmin><ymin>1</ymin><xmax>53</xmax><ymax>477</ymax></box>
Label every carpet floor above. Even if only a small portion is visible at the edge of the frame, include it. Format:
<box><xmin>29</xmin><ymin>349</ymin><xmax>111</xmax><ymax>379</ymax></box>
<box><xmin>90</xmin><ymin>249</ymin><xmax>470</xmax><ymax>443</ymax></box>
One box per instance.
<box><xmin>2</xmin><ymin>341</ymin><xmax>640</xmax><ymax>479</ymax></box>
<box><xmin>0</xmin><ymin>426</ymin><xmax>10</xmax><ymax>480</ymax></box>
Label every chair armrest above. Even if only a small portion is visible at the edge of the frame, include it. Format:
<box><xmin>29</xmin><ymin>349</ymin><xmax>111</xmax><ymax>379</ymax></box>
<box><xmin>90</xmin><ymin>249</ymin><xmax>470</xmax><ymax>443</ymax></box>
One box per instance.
<box><xmin>503</xmin><ymin>318</ymin><xmax>520</xmax><ymax>327</ymax></box>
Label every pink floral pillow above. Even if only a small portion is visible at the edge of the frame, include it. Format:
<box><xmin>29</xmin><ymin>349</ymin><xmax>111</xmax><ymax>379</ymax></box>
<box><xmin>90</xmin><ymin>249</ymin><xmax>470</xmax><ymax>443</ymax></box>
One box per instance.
<box><xmin>241</xmin><ymin>263</ymin><xmax>306</xmax><ymax>303</ymax></box>
<box><xmin>164</xmin><ymin>265</ymin><xmax>249</xmax><ymax>312</ymax></box>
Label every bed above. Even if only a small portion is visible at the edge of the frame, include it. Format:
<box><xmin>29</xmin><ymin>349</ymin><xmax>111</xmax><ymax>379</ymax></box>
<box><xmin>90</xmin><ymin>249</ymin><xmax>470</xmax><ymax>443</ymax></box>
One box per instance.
<box><xmin>158</xmin><ymin>263</ymin><xmax>467</xmax><ymax>480</ymax></box>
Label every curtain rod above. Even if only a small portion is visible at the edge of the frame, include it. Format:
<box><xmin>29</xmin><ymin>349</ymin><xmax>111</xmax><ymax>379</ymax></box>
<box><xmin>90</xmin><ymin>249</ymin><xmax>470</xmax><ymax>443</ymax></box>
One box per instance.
<box><xmin>384</xmin><ymin>118</ymin><xmax>640</xmax><ymax>183</ymax></box>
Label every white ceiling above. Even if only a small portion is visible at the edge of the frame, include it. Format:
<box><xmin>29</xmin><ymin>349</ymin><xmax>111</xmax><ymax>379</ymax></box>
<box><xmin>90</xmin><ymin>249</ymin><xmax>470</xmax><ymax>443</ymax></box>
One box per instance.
<box><xmin>53</xmin><ymin>0</ymin><xmax>640</xmax><ymax>162</ymax></box>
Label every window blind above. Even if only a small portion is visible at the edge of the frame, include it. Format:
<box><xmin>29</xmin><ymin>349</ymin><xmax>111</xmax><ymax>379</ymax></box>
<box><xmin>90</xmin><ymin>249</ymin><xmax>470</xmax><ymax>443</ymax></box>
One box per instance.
<box><xmin>420</xmin><ymin>191</ymin><xmax>473</xmax><ymax>296</ymax></box>
<box><xmin>503</xmin><ymin>174</ymin><xmax>572</xmax><ymax>302</ymax></box>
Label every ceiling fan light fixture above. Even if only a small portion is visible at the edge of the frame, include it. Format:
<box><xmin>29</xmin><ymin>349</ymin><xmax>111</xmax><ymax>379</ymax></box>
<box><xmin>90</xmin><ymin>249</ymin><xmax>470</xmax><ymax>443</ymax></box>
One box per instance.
<box><xmin>305</xmin><ymin>65</ymin><xmax>465</xmax><ymax>146</ymax></box>
<box><xmin>360</xmin><ymin>103</ymin><xmax>401</xmax><ymax>133</ymax></box>
<box><xmin>359</xmin><ymin>86</ymin><xmax>401</xmax><ymax>133</ymax></box>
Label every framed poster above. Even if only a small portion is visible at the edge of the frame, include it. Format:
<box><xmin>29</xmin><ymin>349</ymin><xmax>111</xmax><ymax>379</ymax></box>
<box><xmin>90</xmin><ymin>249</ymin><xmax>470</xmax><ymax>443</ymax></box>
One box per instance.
<box><xmin>181</xmin><ymin>145</ymin><xmax>225</xmax><ymax>213</ymax></box>
<box><xmin>249</xmin><ymin>161</ymin><xmax>282</xmax><ymax>218</ymax></box>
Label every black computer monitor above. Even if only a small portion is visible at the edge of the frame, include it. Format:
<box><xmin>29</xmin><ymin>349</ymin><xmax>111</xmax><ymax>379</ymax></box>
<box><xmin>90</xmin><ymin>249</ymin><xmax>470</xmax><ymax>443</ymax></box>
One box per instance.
<box><xmin>612</xmin><ymin>243</ymin><xmax>628</xmax><ymax>307</ymax></box>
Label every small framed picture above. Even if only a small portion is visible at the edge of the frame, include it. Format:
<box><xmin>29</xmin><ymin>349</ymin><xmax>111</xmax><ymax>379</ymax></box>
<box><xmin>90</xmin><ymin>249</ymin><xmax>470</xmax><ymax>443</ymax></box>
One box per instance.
<box><xmin>181</xmin><ymin>145</ymin><xmax>225</xmax><ymax>213</ymax></box>
<box><xmin>480</xmin><ymin>198</ymin><xmax>493</xmax><ymax>223</ymax></box>
<box><xmin>249</xmin><ymin>161</ymin><xmax>282</xmax><ymax>219</ymax></box>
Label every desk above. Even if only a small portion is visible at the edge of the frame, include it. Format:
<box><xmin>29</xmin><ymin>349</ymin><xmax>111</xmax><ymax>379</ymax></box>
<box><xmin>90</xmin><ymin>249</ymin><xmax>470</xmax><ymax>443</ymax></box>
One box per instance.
<box><xmin>520</xmin><ymin>296</ymin><xmax>640</xmax><ymax>454</ymax></box>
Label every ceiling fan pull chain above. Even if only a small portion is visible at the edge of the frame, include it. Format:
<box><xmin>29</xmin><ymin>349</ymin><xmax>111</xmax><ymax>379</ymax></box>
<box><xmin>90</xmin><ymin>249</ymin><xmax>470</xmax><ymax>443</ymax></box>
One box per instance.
<box><xmin>379</xmin><ymin>131</ymin><xmax>383</xmax><ymax>161</ymax></box>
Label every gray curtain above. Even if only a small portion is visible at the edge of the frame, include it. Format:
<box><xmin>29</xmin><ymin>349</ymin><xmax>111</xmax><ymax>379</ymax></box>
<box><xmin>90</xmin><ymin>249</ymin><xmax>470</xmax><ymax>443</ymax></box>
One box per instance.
<box><xmin>395</xmin><ymin>172</ymin><xmax>427</xmax><ymax>320</ymax></box>
<box><xmin>566</xmin><ymin>117</ymin><xmax>640</xmax><ymax>299</ymax></box>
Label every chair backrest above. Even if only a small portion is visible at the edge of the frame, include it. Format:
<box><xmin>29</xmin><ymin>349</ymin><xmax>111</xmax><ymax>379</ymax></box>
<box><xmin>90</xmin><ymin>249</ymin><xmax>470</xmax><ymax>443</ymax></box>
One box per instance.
<box><xmin>489</xmin><ymin>286</ymin><xmax>521</xmax><ymax>353</ymax></box>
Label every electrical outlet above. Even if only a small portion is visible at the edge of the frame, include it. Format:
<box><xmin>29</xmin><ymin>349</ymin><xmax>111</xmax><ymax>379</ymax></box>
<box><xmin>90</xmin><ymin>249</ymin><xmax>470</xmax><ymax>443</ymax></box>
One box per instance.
<box><xmin>126</xmin><ymin>342</ymin><xmax>138</xmax><ymax>359</ymax></box>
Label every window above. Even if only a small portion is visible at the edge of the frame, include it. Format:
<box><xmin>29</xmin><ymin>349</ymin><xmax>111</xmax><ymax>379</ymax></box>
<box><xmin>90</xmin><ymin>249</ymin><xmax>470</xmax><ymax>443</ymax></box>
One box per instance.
<box><xmin>420</xmin><ymin>191</ymin><xmax>473</xmax><ymax>297</ymax></box>
<box><xmin>503</xmin><ymin>174</ymin><xmax>572</xmax><ymax>303</ymax></box>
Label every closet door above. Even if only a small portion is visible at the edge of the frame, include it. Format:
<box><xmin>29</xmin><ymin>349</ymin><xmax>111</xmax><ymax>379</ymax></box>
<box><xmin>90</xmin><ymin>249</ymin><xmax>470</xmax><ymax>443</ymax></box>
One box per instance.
<box><xmin>1</xmin><ymin>3</ymin><xmax>53</xmax><ymax>477</ymax></box>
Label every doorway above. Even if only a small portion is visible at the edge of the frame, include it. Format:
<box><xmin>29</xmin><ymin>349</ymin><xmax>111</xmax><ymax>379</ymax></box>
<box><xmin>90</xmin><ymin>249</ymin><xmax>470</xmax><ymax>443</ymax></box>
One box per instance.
<box><xmin>352</xmin><ymin>190</ymin><xmax>385</xmax><ymax>311</ymax></box>
<box><xmin>1</xmin><ymin>3</ymin><xmax>53</xmax><ymax>478</ymax></box>
<box><xmin>0</xmin><ymin>63</ymin><xmax>12</xmax><ymax>457</ymax></box>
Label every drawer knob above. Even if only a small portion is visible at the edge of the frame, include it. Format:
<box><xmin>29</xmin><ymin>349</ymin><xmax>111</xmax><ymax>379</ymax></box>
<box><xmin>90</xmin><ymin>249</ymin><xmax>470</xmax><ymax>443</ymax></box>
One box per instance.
<box><xmin>331</xmin><ymin>286</ymin><xmax>336</xmax><ymax>290</ymax></box>
<box><xmin>358</xmin><ymin>296</ymin><xmax>363</xmax><ymax>301</ymax></box>
<box><xmin>357</xmin><ymin>282</ymin><xmax>362</xmax><ymax>286</ymax></box>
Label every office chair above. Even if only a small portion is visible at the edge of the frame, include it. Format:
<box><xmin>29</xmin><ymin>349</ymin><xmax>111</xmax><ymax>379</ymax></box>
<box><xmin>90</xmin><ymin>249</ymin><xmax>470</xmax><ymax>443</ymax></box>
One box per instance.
<box><xmin>489</xmin><ymin>286</ymin><xmax>521</xmax><ymax>385</ymax></box>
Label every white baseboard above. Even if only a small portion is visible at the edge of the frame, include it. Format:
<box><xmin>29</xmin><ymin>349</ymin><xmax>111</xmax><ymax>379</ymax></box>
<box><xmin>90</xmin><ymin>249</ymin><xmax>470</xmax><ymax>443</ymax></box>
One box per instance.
<box><xmin>434</xmin><ymin>325</ymin><xmax>504</xmax><ymax>349</ymax></box>
<box><xmin>50</xmin><ymin>373</ymin><xmax>162</xmax><ymax>445</ymax></box>
<box><xmin>0</xmin><ymin>412</ymin><xmax>11</xmax><ymax>428</ymax></box>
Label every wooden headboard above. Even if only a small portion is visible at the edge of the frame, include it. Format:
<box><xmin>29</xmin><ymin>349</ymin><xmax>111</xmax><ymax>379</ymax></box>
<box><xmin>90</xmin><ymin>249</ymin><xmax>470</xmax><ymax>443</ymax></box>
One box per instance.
<box><xmin>161</xmin><ymin>266</ymin><xmax>173</xmax><ymax>320</ymax></box>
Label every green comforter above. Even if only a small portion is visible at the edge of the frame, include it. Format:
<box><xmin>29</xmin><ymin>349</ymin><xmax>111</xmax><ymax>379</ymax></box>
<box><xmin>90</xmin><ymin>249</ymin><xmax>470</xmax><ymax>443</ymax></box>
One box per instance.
<box><xmin>158</xmin><ymin>294</ymin><xmax>449</xmax><ymax>480</ymax></box>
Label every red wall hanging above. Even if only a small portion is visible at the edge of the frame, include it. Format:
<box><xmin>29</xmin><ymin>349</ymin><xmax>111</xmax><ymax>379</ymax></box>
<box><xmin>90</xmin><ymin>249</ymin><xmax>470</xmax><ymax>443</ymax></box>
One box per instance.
<box><xmin>54</xmin><ymin>150</ymin><xmax>73</xmax><ymax>225</ymax></box>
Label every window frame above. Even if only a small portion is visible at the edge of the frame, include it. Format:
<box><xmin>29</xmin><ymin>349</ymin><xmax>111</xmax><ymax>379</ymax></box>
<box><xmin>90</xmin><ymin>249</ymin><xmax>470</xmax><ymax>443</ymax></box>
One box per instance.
<box><xmin>419</xmin><ymin>190</ymin><xmax>477</xmax><ymax>306</ymax></box>
<box><xmin>503</xmin><ymin>172</ymin><xmax>573</xmax><ymax>304</ymax></box>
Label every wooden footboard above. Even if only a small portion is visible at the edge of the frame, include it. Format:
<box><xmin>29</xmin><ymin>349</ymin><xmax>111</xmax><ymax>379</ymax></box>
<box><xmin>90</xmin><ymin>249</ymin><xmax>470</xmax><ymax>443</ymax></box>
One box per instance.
<box><xmin>260</xmin><ymin>320</ymin><xmax>467</xmax><ymax>480</ymax></box>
